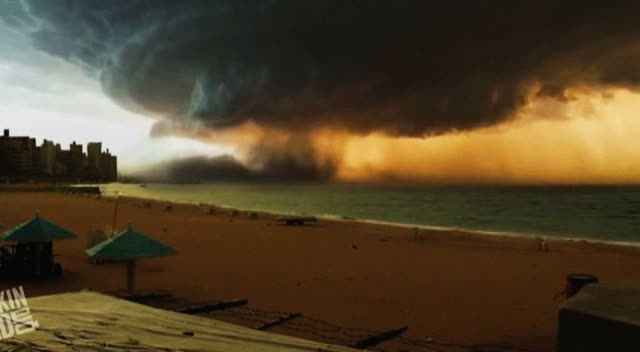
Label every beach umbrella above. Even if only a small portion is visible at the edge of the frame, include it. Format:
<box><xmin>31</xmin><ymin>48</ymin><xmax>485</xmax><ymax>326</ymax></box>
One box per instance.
<box><xmin>86</xmin><ymin>225</ymin><xmax>176</xmax><ymax>296</ymax></box>
<box><xmin>1</xmin><ymin>214</ymin><xmax>77</xmax><ymax>277</ymax></box>
<box><xmin>1</xmin><ymin>214</ymin><xmax>77</xmax><ymax>242</ymax></box>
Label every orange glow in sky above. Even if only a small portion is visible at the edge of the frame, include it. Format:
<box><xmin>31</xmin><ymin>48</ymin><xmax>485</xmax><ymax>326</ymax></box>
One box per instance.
<box><xmin>168</xmin><ymin>88</ymin><xmax>639</xmax><ymax>185</ymax></box>
<box><xmin>333</xmin><ymin>89</ymin><xmax>639</xmax><ymax>184</ymax></box>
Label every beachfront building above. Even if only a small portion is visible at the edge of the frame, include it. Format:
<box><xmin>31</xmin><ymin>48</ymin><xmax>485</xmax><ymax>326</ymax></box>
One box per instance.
<box><xmin>0</xmin><ymin>129</ymin><xmax>37</xmax><ymax>176</ymax></box>
<box><xmin>0</xmin><ymin>129</ymin><xmax>117</xmax><ymax>182</ymax></box>
<box><xmin>68</xmin><ymin>141</ymin><xmax>85</xmax><ymax>178</ymax></box>
<box><xmin>87</xmin><ymin>142</ymin><xmax>118</xmax><ymax>181</ymax></box>
<box><xmin>87</xmin><ymin>141</ymin><xmax>102</xmax><ymax>178</ymax></box>
<box><xmin>38</xmin><ymin>139</ymin><xmax>56</xmax><ymax>176</ymax></box>
<box><xmin>102</xmin><ymin>148</ymin><xmax>118</xmax><ymax>182</ymax></box>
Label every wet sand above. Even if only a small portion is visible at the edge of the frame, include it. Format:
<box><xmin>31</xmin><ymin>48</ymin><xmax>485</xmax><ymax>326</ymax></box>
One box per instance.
<box><xmin>1</xmin><ymin>191</ymin><xmax>639</xmax><ymax>351</ymax></box>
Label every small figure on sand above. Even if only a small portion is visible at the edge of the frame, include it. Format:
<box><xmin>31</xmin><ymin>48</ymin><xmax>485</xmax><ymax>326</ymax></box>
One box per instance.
<box><xmin>137</xmin><ymin>201</ymin><xmax>152</xmax><ymax>209</ymax></box>
<box><xmin>537</xmin><ymin>237</ymin><xmax>549</xmax><ymax>252</ymax></box>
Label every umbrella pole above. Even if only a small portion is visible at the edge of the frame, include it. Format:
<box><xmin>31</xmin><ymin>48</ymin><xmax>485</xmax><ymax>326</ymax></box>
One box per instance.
<box><xmin>111</xmin><ymin>192</ymin><xmax>119</xmax><ymax>236</ymax></box>
<box><xmin>126</xmin><ymin>260</ymin><xmax>136</xmax><ymax>296</ymax></box>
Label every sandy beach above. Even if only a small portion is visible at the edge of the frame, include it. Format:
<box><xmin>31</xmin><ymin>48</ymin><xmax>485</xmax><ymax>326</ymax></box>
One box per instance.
<box><xmin>1</xmin><ymin>191</ymin><xmax>639</xmax><ymax>351</ymax></box>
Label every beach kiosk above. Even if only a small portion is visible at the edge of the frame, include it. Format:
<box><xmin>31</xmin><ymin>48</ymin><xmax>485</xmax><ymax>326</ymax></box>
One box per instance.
<box><xmin>87</xmin><ymin>225</ymin><xmax>176</xmax><ymax>296</ymax></box>
<box><xmin>0</xmin><ymin>214</ymin><xmax>77</xmax><ymax>279</ymax></box>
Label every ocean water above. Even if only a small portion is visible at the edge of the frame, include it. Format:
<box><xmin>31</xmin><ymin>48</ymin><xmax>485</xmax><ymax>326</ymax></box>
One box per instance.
<box><xmin>98</xmin><ymin>183</ymin><xmax>640</xmax><ymax>243</ymax></box>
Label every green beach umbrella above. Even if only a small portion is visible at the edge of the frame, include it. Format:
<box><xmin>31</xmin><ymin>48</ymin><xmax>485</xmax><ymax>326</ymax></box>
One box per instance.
<box><xmin>87</xmin><ymin>225</ymin><xmax>176</xmax><ymax>296</ymax></box>
<box><xmin>1</xmin><ymin>214</ymin><xmax>77</xmax><ymax>277</ymax></box>
<box><xmin>1</xmin><ymin>214</ymin><xmax>77</xmax><ymax>242</ymax></box>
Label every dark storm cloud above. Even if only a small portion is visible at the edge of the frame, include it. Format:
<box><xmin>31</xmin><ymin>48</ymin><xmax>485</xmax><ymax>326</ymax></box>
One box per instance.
<box><xmin>2</xmin><ymin>0</ymin><xmax>639</xmax><ymax>136</ymax></box>
<box><xmin>135</xmin><ymin>151</ymin><xmax>335</xmax><ymax>183</ymax></box>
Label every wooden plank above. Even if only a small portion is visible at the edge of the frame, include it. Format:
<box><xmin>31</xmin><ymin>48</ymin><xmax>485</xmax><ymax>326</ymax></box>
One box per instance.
<box><xmin>175</xmin><ymin>298</ymin><xmax>249</xmax><ymax>314</ymax></box>
<box><xmin>257</xmin><ymin>312</ymin><xmax>302</xmax><ymax>330</ymax></box>
<box><xmin>349</xmin><ymin>326</ymin><xmax>408</xmax><ymax>349</ymax></box>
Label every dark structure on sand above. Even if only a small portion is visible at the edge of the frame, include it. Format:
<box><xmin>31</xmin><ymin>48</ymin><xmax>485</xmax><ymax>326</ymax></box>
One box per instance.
<box><xmin>0</xmin><ymin>214</ymin><xmax>77</xmax><ymax>279</ymax></box>
<box><xmin>87</xmin><ymin>225</ymin><xmax>176</xmax><ymax>296</ymax></box>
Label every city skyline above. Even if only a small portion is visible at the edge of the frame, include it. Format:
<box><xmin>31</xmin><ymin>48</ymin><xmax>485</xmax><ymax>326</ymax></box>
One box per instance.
<box><xmin>0</xmin><ymin>128</ymin><xmax>117</xmax><ymax>182</ymax></box>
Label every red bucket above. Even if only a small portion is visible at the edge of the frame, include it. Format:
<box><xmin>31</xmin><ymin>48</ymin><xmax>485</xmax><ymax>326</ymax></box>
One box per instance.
<box><xmin>565</xmin><ymin>274</ymin><xmax>598</xmax><ymax>298</ymax></box>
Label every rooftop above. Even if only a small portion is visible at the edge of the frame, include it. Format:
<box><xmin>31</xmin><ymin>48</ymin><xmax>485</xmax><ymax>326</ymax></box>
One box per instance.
<box><xmin>7</xmin><ymin>291</ymin><xmax>359</xmax><ymax>352</ymax></box>
<box><xmin>87</xmin><ymin>226</ymin><xmax>176</xmax><ymax>260</ymax></box>
<box><xmin>1</xmin><ymin>215</ymin><xmax>77</xmax><ymax>242</ymax></box>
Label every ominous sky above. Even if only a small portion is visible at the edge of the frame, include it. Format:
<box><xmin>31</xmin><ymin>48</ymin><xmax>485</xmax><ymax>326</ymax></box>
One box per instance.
<box><xmin>0</xmin><ymin>1</ymin><xmax>638</xmax><ymax>183</ymax></box>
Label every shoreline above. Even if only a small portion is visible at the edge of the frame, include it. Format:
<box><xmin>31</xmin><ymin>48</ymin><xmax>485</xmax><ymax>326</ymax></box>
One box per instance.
<box><xmin>95</xmin><ymin>186</ymin><xmax>640</xmax><ymax>249</ymax></box>
<box><xmin>3</xmin><ymin>190</ymin><xmax>640</xmax><ymax>351</ymax></box>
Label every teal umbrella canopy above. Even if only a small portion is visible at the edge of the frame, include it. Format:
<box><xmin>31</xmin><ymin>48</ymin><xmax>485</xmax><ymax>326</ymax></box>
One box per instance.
<box><xmin>1</xmin><ymin>215</ymin><xmax>77</xmax><ymax>242</ymax></box>
<box><xmin>87</xmin><ymin>225</ymin><xmax>176</xmax><ymax>260</ymax></box>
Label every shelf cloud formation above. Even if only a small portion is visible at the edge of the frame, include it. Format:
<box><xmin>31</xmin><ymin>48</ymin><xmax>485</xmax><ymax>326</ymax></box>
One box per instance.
<box><xmin>1</xmin><ymin>1</ymin><xmax>639</xmax><ymax>182</ymax></box>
